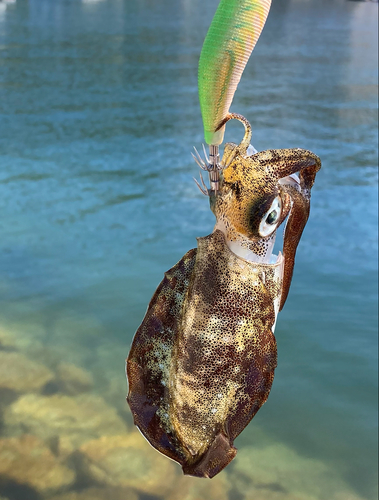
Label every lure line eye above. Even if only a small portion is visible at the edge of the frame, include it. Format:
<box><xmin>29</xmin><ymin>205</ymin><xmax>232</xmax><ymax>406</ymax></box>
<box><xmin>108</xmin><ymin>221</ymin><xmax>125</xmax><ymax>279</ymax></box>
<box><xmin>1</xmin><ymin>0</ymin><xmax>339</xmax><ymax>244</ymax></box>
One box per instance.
<box><xmin>259</xmin><ymin>196</ymin><xmax>282</xmax><ymax>237</ymax></box>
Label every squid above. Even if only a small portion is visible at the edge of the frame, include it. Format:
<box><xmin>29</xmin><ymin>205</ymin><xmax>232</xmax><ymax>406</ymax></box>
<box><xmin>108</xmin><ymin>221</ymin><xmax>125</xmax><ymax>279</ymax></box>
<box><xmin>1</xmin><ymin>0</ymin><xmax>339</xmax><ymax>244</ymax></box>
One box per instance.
<box><xmin>127</xmin><ymin>0</ymin><xmax>321</xmax><ymax>479</ymax></box>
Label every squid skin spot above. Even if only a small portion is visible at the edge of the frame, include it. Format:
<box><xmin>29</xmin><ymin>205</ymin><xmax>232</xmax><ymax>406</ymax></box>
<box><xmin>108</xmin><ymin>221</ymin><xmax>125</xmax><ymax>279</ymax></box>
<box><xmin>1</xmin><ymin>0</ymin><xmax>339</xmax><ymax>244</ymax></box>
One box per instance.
<box><xmin>169</xmin><ymin>276</ymin><xmax>178</xmax><ymax>289</ymax></box>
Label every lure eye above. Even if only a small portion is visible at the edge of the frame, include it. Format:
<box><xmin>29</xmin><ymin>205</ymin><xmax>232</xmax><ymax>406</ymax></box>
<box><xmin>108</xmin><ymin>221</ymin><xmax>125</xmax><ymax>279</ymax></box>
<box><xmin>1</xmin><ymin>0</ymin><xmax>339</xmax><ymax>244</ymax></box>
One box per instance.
<box><xmin>259</xmin><ymin>196</ymin><xmax>282</xmax><ymax>237</ymax></box>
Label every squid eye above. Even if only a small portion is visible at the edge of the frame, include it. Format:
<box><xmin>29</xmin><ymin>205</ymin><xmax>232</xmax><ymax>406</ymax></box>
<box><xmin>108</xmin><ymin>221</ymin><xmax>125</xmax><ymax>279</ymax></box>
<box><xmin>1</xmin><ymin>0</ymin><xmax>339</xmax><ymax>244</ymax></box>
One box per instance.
<box><xmin>266</xmin><ymin>210</ymin><xmax>278</xmax><ymax>225</ymax></box>
<box><xmin>259</xmin><ymin>196</ymin><xmax>282</xmax><ymax>237</ymax></box>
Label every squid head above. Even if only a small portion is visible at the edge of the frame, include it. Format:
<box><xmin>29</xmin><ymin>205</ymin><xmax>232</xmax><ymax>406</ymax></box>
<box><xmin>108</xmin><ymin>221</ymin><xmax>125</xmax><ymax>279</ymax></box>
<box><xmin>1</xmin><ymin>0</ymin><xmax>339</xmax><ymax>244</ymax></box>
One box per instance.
<box><xmin>212</xmin><ymin>113</ymin><xmax>321</xmax><ymax>310</ymax></box>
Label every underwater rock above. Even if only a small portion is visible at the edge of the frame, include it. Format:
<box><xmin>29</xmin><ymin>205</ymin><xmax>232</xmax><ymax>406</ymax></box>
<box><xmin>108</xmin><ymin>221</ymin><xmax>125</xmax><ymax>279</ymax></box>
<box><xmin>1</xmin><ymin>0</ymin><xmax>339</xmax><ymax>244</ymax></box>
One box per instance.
<box><xmin>3</xmin><ymin>394</ymin><xmax>128</xmax><ymax>457</ymax></box>
<box><xmin>55</xmin><ymin>362</ymin><xmax>94</xmax><ymax>395</ymax></box>
<box><xmin>167</xmin><ymin>473</ymin><xmax>230</xmax><ymax>500</ymax></box>
<box><xmin>230</xmin><ymin>443</ymin><xmax>366</xmax><ymax>500</ymax></box>
<box><xmin>0</xmin><ymin>327</ymin><xmax>17</xmax><ymax>350</ymax></box>
<box><xmin>0</xmin><ymin>351</ymin><xmax>54</xmax><ymax>393</ymax></box>
<box><xmin>332</xmin><ymin>493</ymin><xmax>367</xmax><ymax>500</ymax></box>
<box><xmin>48</xmin><ymin>487</ymin><xmax>139</xmax><ymax>500</ymax></box>
<box><xmin>44</xmin><ymin>316</ymin><xmax>105</xmax><ymax>367</ymax></box>
<box><xmin>77</xmin><ymin>432</ymin><xmax>176</xmax><ymax>497</ymax></box>
<box><xmin>90</xmin><ymin>342</ymin><xmax>129</xmax><ymax>413</ymax></box>
<box><xmin>101</xmin><ymin>375</ymin><xmax>129</xmax><ymax>414</ymax></box>
<box><xmin>0</xmin><ymin>323</ymin><xmax>46</xmax><ymax>353</ymax></box>
<box><xmin>236</xmin><ymin>490</ymin><xmax>365</xmax><ymax>500</ymax></box>
<box><xmin>0</xmin><ymin>435</ymin><xmax>75</xmax><ymax>494</ymax></box>
<box><xmin>235</xmin><ymin>489</ymin><xmax>318</xmax><ymax>500</ymax></box>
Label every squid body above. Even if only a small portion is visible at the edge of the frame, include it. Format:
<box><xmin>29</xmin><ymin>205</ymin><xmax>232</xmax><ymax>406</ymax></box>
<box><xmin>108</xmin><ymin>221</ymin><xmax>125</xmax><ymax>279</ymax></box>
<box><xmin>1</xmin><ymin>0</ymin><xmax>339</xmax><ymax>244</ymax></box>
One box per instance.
<box><xmin>127</xmin><ymin>116</ymin><xmax>321</xmax><ymax>478</ymax></box>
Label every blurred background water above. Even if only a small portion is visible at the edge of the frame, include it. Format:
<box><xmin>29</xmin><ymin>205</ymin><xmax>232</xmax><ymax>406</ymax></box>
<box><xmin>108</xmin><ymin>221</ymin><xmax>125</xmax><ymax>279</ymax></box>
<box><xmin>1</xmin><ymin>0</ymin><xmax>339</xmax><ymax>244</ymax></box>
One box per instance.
<box><xmin>0</xmin><ymin>0</ymin><xmax>377</xmax><ymax>499</ymax></box>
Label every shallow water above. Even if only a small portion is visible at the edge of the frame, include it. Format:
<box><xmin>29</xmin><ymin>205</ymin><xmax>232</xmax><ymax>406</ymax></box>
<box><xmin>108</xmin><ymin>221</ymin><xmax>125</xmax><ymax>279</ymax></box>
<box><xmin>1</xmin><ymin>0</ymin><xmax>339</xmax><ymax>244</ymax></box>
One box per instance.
<box><xmin>0</xmin><ymin>0</ymin><xmax>377</xmax><ymax>499</ymax></box>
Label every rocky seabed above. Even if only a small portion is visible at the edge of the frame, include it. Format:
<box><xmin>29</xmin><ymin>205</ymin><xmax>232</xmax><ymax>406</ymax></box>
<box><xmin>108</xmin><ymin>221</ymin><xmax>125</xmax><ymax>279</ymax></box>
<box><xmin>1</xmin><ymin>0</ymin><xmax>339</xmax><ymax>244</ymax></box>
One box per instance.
<box><xmin>0</xmin><ymin>322</ymin><xmax>366</xmax><ymax>500</ymax></box>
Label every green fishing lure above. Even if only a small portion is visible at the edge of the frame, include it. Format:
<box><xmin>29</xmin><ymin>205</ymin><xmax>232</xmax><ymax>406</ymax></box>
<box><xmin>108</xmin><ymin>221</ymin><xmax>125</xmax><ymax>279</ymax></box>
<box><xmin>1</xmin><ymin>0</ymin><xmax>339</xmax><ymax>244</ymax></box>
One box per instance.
<box><xmin>199</xmin><ymin>0</ymin><xmax>272</xmax><ymax>146</ymax></box>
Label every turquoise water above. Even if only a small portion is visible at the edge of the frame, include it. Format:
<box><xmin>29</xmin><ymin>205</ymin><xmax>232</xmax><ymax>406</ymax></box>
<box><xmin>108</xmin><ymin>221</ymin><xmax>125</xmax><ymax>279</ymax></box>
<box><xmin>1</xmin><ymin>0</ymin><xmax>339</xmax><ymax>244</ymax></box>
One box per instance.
<box><xmin>0</xmin><ymin>0</ymin><xmax>377</xmax><ymax>499</ymax></box>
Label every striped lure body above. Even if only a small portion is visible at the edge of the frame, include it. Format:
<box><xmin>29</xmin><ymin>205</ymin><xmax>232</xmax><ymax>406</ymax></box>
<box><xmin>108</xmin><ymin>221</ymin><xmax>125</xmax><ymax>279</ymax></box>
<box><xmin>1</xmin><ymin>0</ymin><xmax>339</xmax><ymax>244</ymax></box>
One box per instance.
<box><xmin>199</xmin><ymin>0</ymin><xmax>272</xmax><ymax>145</ymax></box>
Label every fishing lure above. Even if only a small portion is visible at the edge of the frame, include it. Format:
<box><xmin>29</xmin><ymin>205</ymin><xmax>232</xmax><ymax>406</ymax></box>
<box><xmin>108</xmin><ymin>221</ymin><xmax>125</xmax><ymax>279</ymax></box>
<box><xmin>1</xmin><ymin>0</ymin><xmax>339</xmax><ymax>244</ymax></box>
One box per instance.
<box><xmin>127</xmin><ymin>0</ymin><xmax>321</xmax><ymax>479</ymax></box>
<box><xmin>198</xmin><ymin>0</ymin><xmax>272</xmax><ymax>189</ymax></box>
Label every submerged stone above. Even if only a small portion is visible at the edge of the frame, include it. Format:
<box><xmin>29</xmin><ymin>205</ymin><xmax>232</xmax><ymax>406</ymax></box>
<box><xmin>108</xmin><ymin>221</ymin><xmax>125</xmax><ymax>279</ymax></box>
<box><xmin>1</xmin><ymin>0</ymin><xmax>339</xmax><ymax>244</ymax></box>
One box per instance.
<box><xmin>0</xmin><ymin>323</ymin><xmax>46</xmax><ymax>352</ymax></box>
<box><xmin>55</xmin><ymin>362</ymin><xmax>94</xmax><ymax>395</ymax></box>
<box><xmin>48</xmin><ymin>487</ymin><xmax>139</xmax><ymax>500</ymax></box>
<box><xmin>3</xmin><ymin>393</ymin><xmax>128</xmax><ymax>457</ymax></box>
<box><xmin>0</xmin><ymin>351</ymin><xmax>54</xmax><ymax>393</ymax></box>
<box><xmin>0</xmin><ymin>327</ymin><xmax>17</xmax><ymax>350</ymax></box>
<box><xmin>91</xmin><ymin>342</ymin><xmax>129</xmax><ymax>413</ymax></box>
<box><xmin>0</xmin><ymin>435</ymin><xmax>75</xmax><ymax>494</ymax></box>
<box><xmin>77</xmin><ymin>432</ymin><xmax>177</xmax><ymax>497</ymax></box>
<box><xmin>167</xmin><ymin>473</ymin><xmax>230</xmax><ymax>500</ymax></box>
<box><xmin>230</xmin><ymin>443</ymin><xmax>366</xmax><ymax>500</ymax></box>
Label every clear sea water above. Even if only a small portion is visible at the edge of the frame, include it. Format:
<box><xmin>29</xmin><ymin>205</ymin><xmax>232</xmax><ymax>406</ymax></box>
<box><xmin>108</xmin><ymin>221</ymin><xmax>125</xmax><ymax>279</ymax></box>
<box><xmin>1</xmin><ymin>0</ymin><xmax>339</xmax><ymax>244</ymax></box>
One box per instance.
<box><xmin>0</xmin><ymin>0</ymin><xmax>377</xmax><ymax>499</ymax></box>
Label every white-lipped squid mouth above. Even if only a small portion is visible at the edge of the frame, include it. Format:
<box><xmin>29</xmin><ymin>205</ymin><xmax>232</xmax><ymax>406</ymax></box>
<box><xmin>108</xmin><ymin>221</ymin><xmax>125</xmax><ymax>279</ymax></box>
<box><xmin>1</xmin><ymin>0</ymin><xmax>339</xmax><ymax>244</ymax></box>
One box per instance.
<box><xmin>213</xmin><ymin>219</ymin><xmax>282</xmax><ymax>266</ymax></box>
